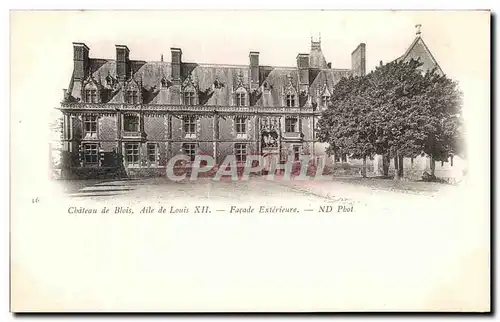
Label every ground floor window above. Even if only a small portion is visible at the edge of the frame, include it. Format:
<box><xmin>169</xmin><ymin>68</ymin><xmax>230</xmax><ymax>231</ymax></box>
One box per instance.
<box><xmin>147</xmin><ymin>143</ymin><xmax>158</xmax><ymax>163</ymax></box>
<box><xmin>293</xmin><ymin>145</ymin><xmax>301</xmax><ymax>161</ymax></box>
<box><xmin>183</xmin><ymin>143</ymin><xmax>197</xmax><ymax>161</ymax></box>
<box><xmin>125</xmin><ymin>143</ymin><xmax>140</xmax><ymax>164</ymax></box>
<box><xmin>235</xmin><ymin>143</ymin><xmax>247</xmax><ymax>162</ymax></box>
<box><xmin>83</xmin><ymin>143</ymin><xmax>99</xmax><ymax>165</ymax></box>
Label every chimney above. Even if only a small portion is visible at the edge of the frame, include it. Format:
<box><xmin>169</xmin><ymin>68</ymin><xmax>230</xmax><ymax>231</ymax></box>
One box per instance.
<box><xmin>170</xmin><ymin>48</ymin><xmax>182</xmax><ymax>85</ymax></box>
<box><xmin>249</xmin><ymin>51</ymin><xmax>259</xmax><ymax>90</ymax></box>
<box><xmin>73</xmin><ymin>42</ymin><xmax>89</xmax><ymax>81</ymax></box>
<box><xmin>116</xmin><ymin>45</ymin><xmax>130</xmax><ymax>81</ymax></box>
<box><xmin>297</xmin><ymin>53</ymin><xmax>310</xmax><ymax>94</ymax></box>
<box><xmin>351</xmin><ymin>43</ymin><xmax>366</xmax><ymax>77</ymax></box>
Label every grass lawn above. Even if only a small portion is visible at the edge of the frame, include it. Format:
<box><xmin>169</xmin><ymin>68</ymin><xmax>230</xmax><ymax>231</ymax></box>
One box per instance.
<box><xmin>332</xmin><ymin>176</ymin><xmax>451</xmax><ymax>194</ymax></box>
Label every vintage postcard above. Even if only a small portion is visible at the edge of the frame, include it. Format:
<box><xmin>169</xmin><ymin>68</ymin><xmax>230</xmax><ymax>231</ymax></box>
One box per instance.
<box><xmin>10</xmin><ymin>10</ymin><xmax>490</xmax><ymax>312</ymax></box>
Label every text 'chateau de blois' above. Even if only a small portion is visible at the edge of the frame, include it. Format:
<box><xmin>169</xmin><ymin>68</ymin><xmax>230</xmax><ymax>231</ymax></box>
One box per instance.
<box><xmin>57</xmin><ymin>28</ymin><xmax>465</xmax><ymax>181</ymax></box>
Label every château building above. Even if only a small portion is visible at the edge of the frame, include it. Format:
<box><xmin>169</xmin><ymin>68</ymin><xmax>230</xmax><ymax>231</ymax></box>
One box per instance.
<box><xmin>58</xmin><ymin>36</ymin><xmax>366</xmax><ymax>177</ymax></box>
<box><xmin>57</xmin><ymin>27</ymin><xmax>465</xmax><ymax>181</ymax></box>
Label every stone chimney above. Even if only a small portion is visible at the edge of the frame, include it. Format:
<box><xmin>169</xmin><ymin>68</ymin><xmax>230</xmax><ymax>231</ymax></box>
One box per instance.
<box><xmin>170</xmin><ymin>48</ymin><xmax>182</xmax><ymax>85</ymax></box>
<box><xmin>297</xmin><ymin>53</ymin><xmax>310</xmax><ymax>94</ymax></box>
<box><xmin>249</xmin><ymin>51</ymin><xmax>259</xmax><ymax>90</ymax></box>
<box><xmin>73</xmin><ymin>42</ymin><xmax>89</xmax><ymax>81</ymax></box>
<box><xmin>351</xmin><ymin>43</ymin><xmax>366</xmax><ymax>77</ymax></box>
<box><xmin>115</xmin><ymin>45</ymin><xmax>130</xmax><ymax>81</ymax></box>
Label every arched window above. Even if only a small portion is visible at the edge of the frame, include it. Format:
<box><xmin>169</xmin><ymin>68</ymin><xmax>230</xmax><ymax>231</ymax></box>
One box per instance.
<box><xmin>235</xmin><ymin>87</ymin><xmax>247</xmax><ymax>107</ymax></box>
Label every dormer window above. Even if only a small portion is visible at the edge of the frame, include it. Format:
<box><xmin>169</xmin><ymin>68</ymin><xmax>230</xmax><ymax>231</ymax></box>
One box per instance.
<box><xmin>236</xmin><ymin>93</ymin><xmax>246</xmax><ymax>107</ymax></box>
<box><xmin>322</xmin><ymin>95</ymin><xmax>330</xmax><ymax>107</ymax></box>
<box><xmin>184</xmin><ymin>91</ymin><xmax>196</xmax><ymax>105</ymax></box>
<box><xmin>125</xmin><ymin>90</ymin><xmax>139</xmax><ymax>104</ymax></box>
<box><xmin>286</xmin><ymin>94</ymin><xmax>296</xmax><ymax>107</ymax></box>
<box><xmin>85</xmin><ymin>89</ymin><xmax>98</xmax><ymax>103</ymax></box>
<box><xmin>161</xmin><ymin>77</ymin><xmax>167</xmax><ymax>88</ymax></box>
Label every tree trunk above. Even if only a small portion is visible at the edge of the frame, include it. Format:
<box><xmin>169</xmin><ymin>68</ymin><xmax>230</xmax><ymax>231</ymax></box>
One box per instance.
<box><xmin>362</xmin><ymin>155</ymin><xmax>367</xmax><ymax>178</ymax></box>
<box><xmin>382</xmin><ymin>154</ymin><xmax>389</xmax><ymax>177</ymax></box>
<box><xmin>430</xmin><ymin>155</ymin><xmax>436</xmax><ymax>177</ymax></box>
<box><xmin>398</xmin><ymin>155</ymin><xmax>404</xmax><ymax>178</ymax></box>
<box><xmin>394</xmin><ymin>154</ymin><xmax>400</xmax><ymax>180</ymax></box>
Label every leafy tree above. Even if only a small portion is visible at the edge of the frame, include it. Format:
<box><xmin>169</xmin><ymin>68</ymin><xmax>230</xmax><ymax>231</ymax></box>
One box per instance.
<box><xmin>318</xmin><ymin>58</ymin><xmax>463</xmax><ymax>180</ymax></box>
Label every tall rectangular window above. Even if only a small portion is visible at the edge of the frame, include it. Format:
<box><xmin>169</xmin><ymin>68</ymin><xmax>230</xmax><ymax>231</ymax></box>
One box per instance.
<box><xmin>235</xmin><ymin>143</ymin><xmax>247</xmax><ymax>162</ymax></box>
<box><xmin>85</xmin><ymin>89</ymin><xmax>97</xmax><ymax>103</ymax></box>
<box><xmin>236</xmin><ymin>93</ymin><xmax>246</xmax><ymax>107</ymax></box>
<box><xmin>183</xmin><ymin>115</ymin><xmax>197</xmax><ymax>136</ymax></box>
<box><xmin>184</xmin><ymin>91</ymin><xmax>196</xmax><ymax>105</ymax></box>
<box><xmin>83</xmin><ymin>115</ymin><xmax>97</xmax><ymax>138</ymax></box>
<box><xmin>125</xmin><ymin>143</ymin><xmax>140</xmax><ymax>164</ymax></box>
<box><xmin>123</xmin><ymin>115</ymin><xmax>140</xmax><ymax>132</ymax></box>
<box><xmin>235</xmin><ymin>117</ymin><xmax>246</xmax><ymax>134</ymax></box>
<box><xmin>183</xmin><ymin>143</ymin><xmax>196</xmax><ymax>161</ymax></box>
<box><xmin>147</xmin><ymin>143</ymin><xmax>157</xmax><ymax>163</ymax></box>
<box><xmin>83</xmin><ymin>143</ymin><xmax>99</xmax><ymax>165</ymax></box>
<box><xmin>286</xmin><ymin>94</ymin><xmax>295</xmax><ymax>107</ymax></box>
<box><xmin>285</xmin><ymin>117</ymin><xmax>298</xmax><ymax>133</ymax></box>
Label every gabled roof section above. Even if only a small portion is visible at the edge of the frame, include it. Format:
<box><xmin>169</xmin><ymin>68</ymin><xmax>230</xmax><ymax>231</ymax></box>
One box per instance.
<box><xmin>396</xmin><ymin>36</ymin><xmax>444</xmax><ymax>75</ymax></box>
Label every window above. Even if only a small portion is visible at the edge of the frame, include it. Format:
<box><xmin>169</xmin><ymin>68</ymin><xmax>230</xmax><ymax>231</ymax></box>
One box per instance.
<box><xmin>183</xmin><ymin>143</ymin><xmax>196</xmax><ymax>161</ymax></box>
<box><xmin>321</xmin><ymin>95</ymin><xmax>330</xmax><ymax>107</ymax></box>
<box><xmin>293</xmin><ymin>145</ymin><xmax>301</xmax><ymax>161</ymax></box>
<box><xmin>85</xmin><ymin>89</ymin><xmax>98</xmax><ymax>103</ymax></box>
<box><xmin>125</xmin><ymin>90</ymin><xmax>139</xmax><ymax>104</ymax></box>
<box><xmin>235</xmin><ymin>143</ymin><xmax>247</xmax><ymax>162</ymax></box>
<box><xmin>147</xmin><ymin>143</ymin><xmax>157</xmax><ymax>163</ymax></box>
<box><xmin>286</xmin><ymin>94</ymin><xmax>295</xmax><ymax>107</ymax></box>
<box><xmin>285</xmin><ymin>117</ymin><xmax>298</xmax><ymax>133</ymax></box>
<box><xmin>341</xmin><ymin>154</ymin><xmax>347</xmax><ymax>163</ymax></box>
<box><xmin>125</xmin><ymin>143</ymin><xmax>140</xmax><ymax>164</ymax></box>
<box><xmin>235</xmin><ymin>117</ymin><xmax>246</xmax><ymax>135</ymax></box>
<box><xmin>451</xmin><ymin>155</ymin><xmax>454</xmax><ymax>167</ymax></box>
<box><xmin>183</xmin><ymin>116</ymin><xmax>197</xmax><ymax>136</ymax></box>
<box><xmin>83</xmin><ymin>115</ymin><xmax>97</xmax><ymax>138</ymax></box>
<box><xmin>83</xmin><ymin>144</ymin><xmax>99</xmax><ymax>165</ymax></box>
<box><xmin>184</xmin><ymin>91</ymin><xmax>196</xmax><ymax>105</ymax></box>
<box><xmin>123</xmin><ymin>115</ymin><xmax>140</xmax><ymax>132</ymax></box>
<box><xmin>236</xmin><ymin>93</ymin><xmax>246</xmax><ymax>107</ymax></box>
<box><xmin>334</xmin><ymin>154</ymin><xmax>340</xmax><ymax>163</ymax></box>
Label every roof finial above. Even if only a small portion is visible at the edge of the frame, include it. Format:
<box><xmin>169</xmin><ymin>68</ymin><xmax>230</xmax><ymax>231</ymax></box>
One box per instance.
<box><xmin>319</xmin><ymin>32</ymin><xmax>321</xmax><ymax>42</ymax></box>
<box><xmin>161</xmin><ymin>53</ymin><xmax>164</xmax><ymax>62</ymax></box>
<box><xmin>415</xmin><ymin>24</ymin><xmax>422</xmax><ymax>37</ymax></box>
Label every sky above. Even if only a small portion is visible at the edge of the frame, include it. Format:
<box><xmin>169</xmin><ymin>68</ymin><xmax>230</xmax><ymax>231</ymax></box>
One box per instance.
<box><xmin>10</xmin><ymin>10</ymin><xmax>490</xmax><ymax>182</ymax></box>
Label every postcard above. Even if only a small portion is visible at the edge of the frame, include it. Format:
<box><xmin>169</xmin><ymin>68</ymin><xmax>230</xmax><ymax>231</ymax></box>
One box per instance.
<box><xmin>10</xmin><ymin>10</ymin><xmax>490</xmax><ymax>312</ymax></box>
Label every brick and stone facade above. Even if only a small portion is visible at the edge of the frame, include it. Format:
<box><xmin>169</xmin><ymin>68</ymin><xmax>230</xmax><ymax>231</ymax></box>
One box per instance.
<box><xmin>59</xmin><ymin>37</ymin><xmax>362</xmax><ymax>178</ymax></box>
<box><xmin>58</xmin><ymin>30</ymin><xmax>465</xmax><ymax>182</ymax></box>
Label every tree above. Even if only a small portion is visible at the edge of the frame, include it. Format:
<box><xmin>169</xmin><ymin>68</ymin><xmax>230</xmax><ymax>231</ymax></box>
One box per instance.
<box><xmin>318</xmin><ymin>58</ymin><xmax>463</xmax><ymax>180</ymax></box>
<box><xmin>317</xmin><ymin>75</ymin><xmax>377</xmax><ymax>177</ymax></box>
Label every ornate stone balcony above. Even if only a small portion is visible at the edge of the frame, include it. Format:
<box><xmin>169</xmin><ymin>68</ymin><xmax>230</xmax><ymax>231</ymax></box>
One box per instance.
<box><xmin>282</xmin><ymin>132</ymin><xmax>302</xmax><ymax>140</ymax></box>
<box><xmin>122</xmin><ymin>130</ymin><xmax>146</xmax><ymax>140</ymax></box>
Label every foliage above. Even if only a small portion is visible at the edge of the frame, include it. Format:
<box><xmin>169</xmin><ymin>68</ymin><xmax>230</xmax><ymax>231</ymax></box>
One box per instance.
<box><xmin>317</xmin><ymin>58</ymin><xmax>463</xmax><ymax>168</ymax></box>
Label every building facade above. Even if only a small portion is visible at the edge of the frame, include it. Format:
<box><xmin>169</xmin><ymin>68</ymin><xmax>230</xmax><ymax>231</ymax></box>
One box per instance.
<box><xmin>59</xmin><ymin>37</ymin><xmax>365</xmax><ymax>177</ymax></box>
<box><xmin>57</xmin><ymin>29</ymin><xmax>465</xmax><ymax>181</ymax></box>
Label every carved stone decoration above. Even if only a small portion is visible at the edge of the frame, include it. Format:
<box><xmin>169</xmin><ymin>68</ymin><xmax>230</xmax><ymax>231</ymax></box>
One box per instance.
<box><xmin>261</xmin><ymin>130</ymin><xmax>279</xmax><ymax>148</ymax></box>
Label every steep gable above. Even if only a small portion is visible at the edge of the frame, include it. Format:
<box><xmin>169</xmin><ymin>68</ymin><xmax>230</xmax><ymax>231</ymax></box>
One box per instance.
<box><xmin>397</xmin><ymin>36</ymin><xmax>444</xmax><ymax>75</ymax></box>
